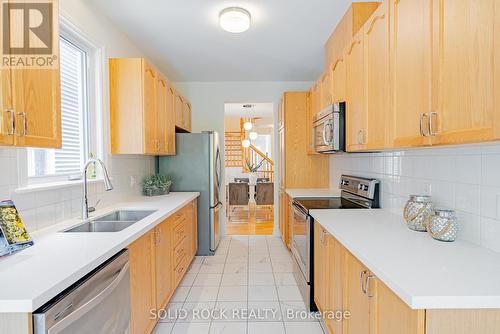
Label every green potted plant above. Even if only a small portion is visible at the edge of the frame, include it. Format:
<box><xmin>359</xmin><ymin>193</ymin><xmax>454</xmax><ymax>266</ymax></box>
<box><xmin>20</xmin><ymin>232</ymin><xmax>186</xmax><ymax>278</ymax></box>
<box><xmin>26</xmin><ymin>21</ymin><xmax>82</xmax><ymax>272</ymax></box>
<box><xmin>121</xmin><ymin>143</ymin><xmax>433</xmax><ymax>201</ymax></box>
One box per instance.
<box><xmin>142</xmin><ymin>174</ymin><xmax>173</xmax><ymax>196</ymax></box>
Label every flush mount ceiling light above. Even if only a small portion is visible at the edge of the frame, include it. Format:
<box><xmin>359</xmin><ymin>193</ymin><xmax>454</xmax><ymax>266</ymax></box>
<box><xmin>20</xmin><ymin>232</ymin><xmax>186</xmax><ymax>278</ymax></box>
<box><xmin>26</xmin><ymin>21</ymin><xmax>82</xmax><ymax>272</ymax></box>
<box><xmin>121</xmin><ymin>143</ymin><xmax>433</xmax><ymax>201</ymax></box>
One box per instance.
<box><xmin>219</xmin><ymin>7</ymin><xmax>251</xmax><ymax>33</ymax></box>
<box><xmin>242</xmin><ymin>139</ymin><xmax>251</xmax><ymax>148</ymax></box>
<box><xmin>249</xmin><ymin>131</ymin><xmax>258</xmax><ymax>140</ymax></box>
<box><xmin>243</xmin><ymin>121</ymin><xmax>253</xmax><ymax>131</ymax></box>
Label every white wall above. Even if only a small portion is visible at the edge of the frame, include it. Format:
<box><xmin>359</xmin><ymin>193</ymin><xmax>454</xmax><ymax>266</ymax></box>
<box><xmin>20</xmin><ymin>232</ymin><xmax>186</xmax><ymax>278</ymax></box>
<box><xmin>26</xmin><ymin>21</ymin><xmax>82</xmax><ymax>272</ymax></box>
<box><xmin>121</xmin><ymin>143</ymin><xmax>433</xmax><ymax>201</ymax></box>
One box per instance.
<box><xmin>0</xmin><ymin>0</ymin><xmax>154</xmax><ymax>232</ymax></box>
<box><xmin>174</xmin><ymin>81</ymin><xmax>312</xmax><ymax>235</ymax></box>
<box><xmin>329</xmin><ymin>143</ymin><xmax>500</xmax><ymax>253</ymax></box>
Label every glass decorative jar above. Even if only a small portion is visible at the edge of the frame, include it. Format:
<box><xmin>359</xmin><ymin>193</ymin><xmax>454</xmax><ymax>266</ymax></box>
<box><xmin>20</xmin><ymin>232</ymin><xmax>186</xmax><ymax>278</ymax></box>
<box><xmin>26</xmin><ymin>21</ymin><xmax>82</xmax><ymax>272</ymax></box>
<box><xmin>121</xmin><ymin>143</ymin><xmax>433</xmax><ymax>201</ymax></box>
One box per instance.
<box><xmin>403</xmin><ymin>195</ymin><xmax>433</xmax><ymax>232</ymax></box>
<box><xmin>426</xmin><ymin>209</ymin><xmax>458</xmax><ymax>242</ymax></box>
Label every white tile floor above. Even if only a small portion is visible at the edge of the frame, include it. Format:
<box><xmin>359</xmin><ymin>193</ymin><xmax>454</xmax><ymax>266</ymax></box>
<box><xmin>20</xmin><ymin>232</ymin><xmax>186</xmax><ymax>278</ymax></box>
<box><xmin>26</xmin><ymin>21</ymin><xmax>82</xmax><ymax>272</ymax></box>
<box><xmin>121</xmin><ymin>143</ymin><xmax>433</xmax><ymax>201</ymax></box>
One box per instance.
<box><xmin>152</xmin><ymin>236</ymin><xmax>326</xmax><ymax>334</ymax></box>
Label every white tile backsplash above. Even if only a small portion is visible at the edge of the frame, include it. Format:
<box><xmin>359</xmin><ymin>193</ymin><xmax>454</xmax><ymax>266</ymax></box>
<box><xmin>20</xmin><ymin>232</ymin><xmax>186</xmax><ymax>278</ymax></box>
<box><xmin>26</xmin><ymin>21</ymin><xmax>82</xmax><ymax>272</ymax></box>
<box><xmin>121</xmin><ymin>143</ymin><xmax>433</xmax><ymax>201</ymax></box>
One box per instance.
<box><xmin>330</xmin><ymin>143</ymin><xmax>500</xmax><ymax>252</ymax></box>
<box><xmin>0</xmin><ymin>148</ymin><xmax>154</xmax><ymax>232</ymax></box>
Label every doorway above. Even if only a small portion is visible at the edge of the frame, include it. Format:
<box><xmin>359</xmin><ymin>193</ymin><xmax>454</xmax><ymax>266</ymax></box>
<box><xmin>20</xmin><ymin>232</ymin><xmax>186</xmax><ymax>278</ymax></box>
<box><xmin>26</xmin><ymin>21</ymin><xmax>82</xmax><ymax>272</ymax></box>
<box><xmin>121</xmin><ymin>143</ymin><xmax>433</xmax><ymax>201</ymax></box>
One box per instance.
<box><xmin>223</xmin><ymin>103</ymin><xmax>275</xmax><ymax>235</ymax></box>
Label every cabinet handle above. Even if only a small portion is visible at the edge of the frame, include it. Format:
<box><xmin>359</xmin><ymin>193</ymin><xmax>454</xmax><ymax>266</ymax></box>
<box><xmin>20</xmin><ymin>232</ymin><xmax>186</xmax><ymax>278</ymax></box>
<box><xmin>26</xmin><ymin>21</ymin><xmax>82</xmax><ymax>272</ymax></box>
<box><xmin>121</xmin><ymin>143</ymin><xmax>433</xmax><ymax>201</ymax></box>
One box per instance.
<box><xmin>16</xmin><ymin>112</ymin><xmax>27</xmax><ymax>136</ymax></box>
<box><xmin>429</xmin><ymin>112</ymin><xmax>438</xmax><ymax>136</ymax></box>
<box><xmin>4</xmin><ymin>109</ymin><xmax>15</xmax><ymax>135</ymax></box>
<box><xmin>420</xmin><ymin>113</ymin><xmax>430</xmax><ymax>137</ymax></box>
<box><xmin>366</xmin><ymin>275</ymin><xmax>375</xmax><ymax>298</ymax></box>
<box><xmin>360</xmin><ymin>270</ymin><xmax>368</xmax><ymax>294</ymax></box>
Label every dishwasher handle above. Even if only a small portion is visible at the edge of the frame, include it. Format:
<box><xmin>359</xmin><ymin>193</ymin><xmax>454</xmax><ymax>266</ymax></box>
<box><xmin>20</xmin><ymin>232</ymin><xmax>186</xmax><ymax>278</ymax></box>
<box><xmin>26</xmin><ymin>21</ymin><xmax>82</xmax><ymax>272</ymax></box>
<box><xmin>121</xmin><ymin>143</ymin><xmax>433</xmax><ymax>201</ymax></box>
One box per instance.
<box><xmin>48</xmin><ymin>262</ymin><xmax>130</xmax><ymax>334</ymax></box>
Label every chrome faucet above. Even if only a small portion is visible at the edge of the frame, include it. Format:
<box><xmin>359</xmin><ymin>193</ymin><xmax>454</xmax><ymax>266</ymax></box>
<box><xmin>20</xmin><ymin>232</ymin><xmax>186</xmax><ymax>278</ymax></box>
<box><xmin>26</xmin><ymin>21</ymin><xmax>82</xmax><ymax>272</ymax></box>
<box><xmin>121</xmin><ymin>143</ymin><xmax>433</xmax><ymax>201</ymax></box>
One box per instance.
<box><xmin>82</xmin><ymin>158</ymin><xmax>113</xmax><ymax>219</ymax></box>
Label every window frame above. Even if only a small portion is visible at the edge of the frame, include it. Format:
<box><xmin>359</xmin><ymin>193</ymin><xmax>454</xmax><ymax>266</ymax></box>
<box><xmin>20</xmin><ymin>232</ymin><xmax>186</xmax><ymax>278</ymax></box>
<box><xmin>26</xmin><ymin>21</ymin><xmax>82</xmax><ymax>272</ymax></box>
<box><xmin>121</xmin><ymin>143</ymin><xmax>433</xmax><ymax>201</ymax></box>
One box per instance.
<box><xmin>17</xmin><ymin>15</ymin><xmax>107</xmax><ymax>189</ymax></box>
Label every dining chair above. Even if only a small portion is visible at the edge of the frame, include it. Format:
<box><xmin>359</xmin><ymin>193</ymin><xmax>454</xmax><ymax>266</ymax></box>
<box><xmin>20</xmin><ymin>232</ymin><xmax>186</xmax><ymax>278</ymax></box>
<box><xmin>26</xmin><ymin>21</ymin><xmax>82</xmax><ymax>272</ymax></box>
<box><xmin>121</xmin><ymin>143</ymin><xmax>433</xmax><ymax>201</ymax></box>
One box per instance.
<box><xmin>254</xmin><ymin>182</ymin><xmax>274</xmax><ymax>221</ymax></box>
<box><xmin>228</xmin><ymin>182</ymin><xmax>250</xmax><ymax>221</ymax></box>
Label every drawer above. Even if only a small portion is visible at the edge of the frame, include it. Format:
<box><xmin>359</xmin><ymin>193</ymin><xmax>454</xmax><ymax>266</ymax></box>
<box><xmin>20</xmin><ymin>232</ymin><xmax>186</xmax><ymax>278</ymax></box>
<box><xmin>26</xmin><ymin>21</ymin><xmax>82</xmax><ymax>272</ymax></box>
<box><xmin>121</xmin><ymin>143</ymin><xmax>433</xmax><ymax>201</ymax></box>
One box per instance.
<box><xmin>173</xmin><ymin>218</ymin><xmax>187</xmax><ymax>245</ymax></box>
<box><xmin>174</xmin><ymin>257</ymin><xmax>188</xmax><ymax>285</ymax></box>
<box><xmin>173</xmin><ymin>238</ymin><xmax>188</xmax><ymax>267</ymax></box>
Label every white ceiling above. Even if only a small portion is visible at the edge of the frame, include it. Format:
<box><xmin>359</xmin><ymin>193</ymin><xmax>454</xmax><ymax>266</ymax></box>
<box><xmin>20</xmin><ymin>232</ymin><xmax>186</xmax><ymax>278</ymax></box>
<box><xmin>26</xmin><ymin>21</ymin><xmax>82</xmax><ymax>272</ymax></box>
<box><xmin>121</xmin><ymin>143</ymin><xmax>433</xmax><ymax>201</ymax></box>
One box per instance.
<box><xmin>88</xmin><ymin>0</ymin><xmax>363</xmax><ymax>82</ymax></box>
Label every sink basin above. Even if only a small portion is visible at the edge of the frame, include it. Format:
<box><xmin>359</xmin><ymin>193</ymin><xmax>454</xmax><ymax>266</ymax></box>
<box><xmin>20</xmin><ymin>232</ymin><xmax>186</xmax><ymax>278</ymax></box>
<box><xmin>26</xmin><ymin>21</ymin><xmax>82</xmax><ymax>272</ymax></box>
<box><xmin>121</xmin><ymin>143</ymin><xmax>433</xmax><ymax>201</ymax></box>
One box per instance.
<box><xmin>63</xmin><ymin>210</ymin><xmax>157</xmax><ymax>233</ymax></box>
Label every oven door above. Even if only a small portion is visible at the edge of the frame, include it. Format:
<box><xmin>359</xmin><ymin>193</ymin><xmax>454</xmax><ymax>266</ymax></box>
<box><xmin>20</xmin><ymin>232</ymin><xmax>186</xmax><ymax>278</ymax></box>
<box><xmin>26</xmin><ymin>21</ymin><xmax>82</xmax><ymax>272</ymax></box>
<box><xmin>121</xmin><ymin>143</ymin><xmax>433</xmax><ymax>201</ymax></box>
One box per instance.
<box><xmin>291</xmin><ymin>203</ymin><xmax>310</xmax><ymax>283</ymax></box>
<box><xmin>313</xmin><ymin>116</ymin><xmax>335</xmax><ymax>153</ymax></box>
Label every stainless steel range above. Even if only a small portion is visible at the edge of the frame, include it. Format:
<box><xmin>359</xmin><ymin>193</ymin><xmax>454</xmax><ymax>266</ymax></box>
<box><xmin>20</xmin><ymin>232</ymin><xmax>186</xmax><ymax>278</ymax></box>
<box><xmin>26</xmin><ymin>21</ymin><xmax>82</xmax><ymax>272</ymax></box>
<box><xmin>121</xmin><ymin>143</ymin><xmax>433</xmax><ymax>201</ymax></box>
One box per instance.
<box><xmin>291</xmin><ymin>175</ymin><xmax>380</xmax><ymax>311</ymax></box>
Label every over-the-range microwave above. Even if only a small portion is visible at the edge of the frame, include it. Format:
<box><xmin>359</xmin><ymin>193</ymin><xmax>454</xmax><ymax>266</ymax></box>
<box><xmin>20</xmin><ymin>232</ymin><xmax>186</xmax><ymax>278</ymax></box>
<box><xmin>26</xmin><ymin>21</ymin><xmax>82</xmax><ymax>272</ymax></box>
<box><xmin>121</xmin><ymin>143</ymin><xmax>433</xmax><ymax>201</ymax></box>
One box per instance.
<box><xmin>312</xmin><ymin>102</ymin><xmax>346</xmax><ymax>154</ymax></box>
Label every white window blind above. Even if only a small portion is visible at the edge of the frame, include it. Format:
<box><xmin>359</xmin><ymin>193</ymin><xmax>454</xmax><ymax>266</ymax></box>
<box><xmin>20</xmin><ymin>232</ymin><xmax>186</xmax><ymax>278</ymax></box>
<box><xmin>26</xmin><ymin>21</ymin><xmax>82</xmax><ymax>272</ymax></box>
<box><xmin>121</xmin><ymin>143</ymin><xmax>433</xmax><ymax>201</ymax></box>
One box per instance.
<box><xmin>28</xmin><ymin>37</ymin><xmax>89</xmax><ymax>179</ymax></box>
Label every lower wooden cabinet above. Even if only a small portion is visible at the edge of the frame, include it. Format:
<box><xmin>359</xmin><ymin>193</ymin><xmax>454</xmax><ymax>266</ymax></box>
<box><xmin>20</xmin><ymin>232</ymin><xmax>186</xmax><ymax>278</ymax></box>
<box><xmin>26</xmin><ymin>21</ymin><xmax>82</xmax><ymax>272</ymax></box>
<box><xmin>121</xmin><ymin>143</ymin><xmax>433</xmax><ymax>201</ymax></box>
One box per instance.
<box><xmin>278</xmin><ymin>190</ymin><xmax>294</xmax><ymax>249</ymax></box>
<box><xmin>129</xmin><ymin>230</ymin><xmax>157</xmax><ymax>334</ymax></box>
<box><xmin>129</xmin><ymin>199</ymin><xmax>198</xmax><ymax>334</ymax></box>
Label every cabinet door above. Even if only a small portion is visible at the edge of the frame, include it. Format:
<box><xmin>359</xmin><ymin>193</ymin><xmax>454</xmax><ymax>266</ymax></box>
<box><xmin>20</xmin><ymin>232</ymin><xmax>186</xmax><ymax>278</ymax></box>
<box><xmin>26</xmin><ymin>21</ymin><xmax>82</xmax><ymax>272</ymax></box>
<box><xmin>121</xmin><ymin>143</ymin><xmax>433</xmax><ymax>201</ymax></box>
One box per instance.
<box><xmin>431</xmin><ymin>0</ymin><xmax>497</xmax><ymax>145</ymax></box>
<box><xmin>311</xmin><ymin>82</ymin><xmax>321</xmax><ymax>116</ymax></box>
<box><xmin>345</xmin><ymin>31</ymin><xmax>366</xmax><ymax>152</ymax></box>
<box><xmin>0</xmin><ymin>69</ymin><xmax>14</xmax><ymax>146</ymax></box>
<box><xmin>343</xmin><ymin>251</ymin><xmax>370</xmax><ymax>334</ymax></box>
<box><xmin>279</xmin><ymin>128</ymin><xmax>285</xmax><ymax>188</ymax></box>
<box><xmin>129</xmin><ymin>230</ymin><xmax>156</xmax><ymax>334</ymax></box>
<box><xmin>143</xmin><ymin>61</ymin><xmax>158</xmax><ymax>154</ymax></box>
<box><xmin>391</xmin><ymin>0</ymin><xmax>432</xmax><ymax>147</ymax></box>
<box><xmin>155</xmin><ymin>220</ymin><xmax>173</xmax><ymax>309</ymax></box>
<box><xmin>320</xmin><ymin>71</ymin><xmax>333</xmax><ymax>109</ymax></box>
<box><xmin>156</xmin><ymin>75</ymin><xmax>168</xmax><ymax>154</ymax></box>
<box><xmin>372</xmin><ymin>279</ymin><xmax>425</xmax><ymax>334</ymax></box>
<box><xmin>313</xmin><ymin>223</ymin><xmax>328</xmax><ymax>312</ymax></box>
<box><xmin>165</xmin><ymin>85</ymin><xmax>176</xmax><ymax>154</ymax></box>
<box><xmin>11</xmin><ymin>68</ymin><xmax>61</xmax><ymax>148</ymax></box>
<box><xmin>190</xmin><ymin>200</ymin><xmax>198</xmax><ymax>257</ymax></box>
<box><xmin>326</xmin><ymin>235</ymin><xmax>343</xmax><ymax>334</ymax></box>
<box><xmin>332</xmin><ymin>56</ymin><xmax>346</xmax><ymax>103</ymax></box>
<box><xmin>306</xmin><ymin>92</ymin><xmax>316</xmax><ymax>155</ymax></box>
<box><xmin>174</xmin><ymin>94</ymin><xmax>184</xmax><ymax>129</ymax></box>
<box><xmin>364</xmin><ymin>2</ymin><xmax>390</xmax><ymax>150</ymax></box>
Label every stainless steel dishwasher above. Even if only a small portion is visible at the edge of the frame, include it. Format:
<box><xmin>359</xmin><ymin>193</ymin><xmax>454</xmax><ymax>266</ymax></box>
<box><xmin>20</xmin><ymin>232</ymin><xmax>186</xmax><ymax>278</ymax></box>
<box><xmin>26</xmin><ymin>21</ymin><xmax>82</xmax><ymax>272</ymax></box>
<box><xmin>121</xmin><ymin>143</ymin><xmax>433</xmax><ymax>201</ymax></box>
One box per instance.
<box><xmin>33</xmin><ymin>250</ymin><xmax>131</xmax><ymax>334</ymax></box>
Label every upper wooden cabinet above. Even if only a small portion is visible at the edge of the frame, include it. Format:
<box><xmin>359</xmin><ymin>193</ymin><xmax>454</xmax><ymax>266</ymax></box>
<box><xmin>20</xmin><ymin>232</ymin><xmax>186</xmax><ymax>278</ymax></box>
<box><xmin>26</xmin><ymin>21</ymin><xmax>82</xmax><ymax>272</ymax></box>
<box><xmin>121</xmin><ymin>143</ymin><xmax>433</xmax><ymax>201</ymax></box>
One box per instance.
<box><xmin>345</xmin><ymin>30</ymin><xmax>366</xmax><ymax>152</ymax></box>
<box><xmin>331</xmin><ymin>55</ymin><xmax>346</xmax><ymax>104</ymax></box>
<box><xmin>280</xmin><ymin>92</ymin><xmax>329</xmax><ymax>189</ymax></box>
<box><xmin>174</xmin><ymin>92</ymin><xmax>192</xmax><ymax>132</ymax></box>
<box><xmin>320</xmin><ymin>71</ymin><xmax>333</xmax><ymax>110</ymax></box>
<box><xmin>310</xmin><ymin>81</ymin><xmax>321</xmax><ymax>116</ymax></box>
<box><xmin>0</xmin><ymin>69</ymin><xmax>13</xmax><ymax>146</ymax></box>
<box><xmin>325</xmin><ymin>2</ymin><xmax>381</xmax><ymax>68</ymax></box>
<box><xmin>390</xmin><ymin>0</ymin><xmax>433</xmax><ymax>147</ymax></box>
<box><xmin>430</xmin><ymin>0</ymin><xmax>497</xmax><ymax>145</ymax></box>
<box><xmin>109</xmin><ymin>58</ymin><xmax>176</xmax><ymax>155</ymax></box>
<box><xmin>363</xmin><ymin>0</ymin><xmax>390</xmax><ymax>151</ymax></box>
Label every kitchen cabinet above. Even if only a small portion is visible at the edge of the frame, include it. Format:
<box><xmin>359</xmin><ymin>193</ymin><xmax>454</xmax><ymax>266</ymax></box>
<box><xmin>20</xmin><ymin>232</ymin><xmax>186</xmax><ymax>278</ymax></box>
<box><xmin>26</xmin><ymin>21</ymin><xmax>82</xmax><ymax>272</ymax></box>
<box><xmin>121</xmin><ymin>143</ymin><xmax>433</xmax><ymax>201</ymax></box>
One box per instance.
<box><xmin>320</xmin><ymin>71</ymin><xmax>333</xmax><ymax>110</ymax></box>
<box><xmin>280</xmin><ymin>91</ymin><xmax>329</xmax><ymax>188</ymax></box>
<box><xmin>109</xmin><ymin>58</ymin><xmax>177</xmax><ymax>155</ymax></box>
<box><xmin>343</xmin><ymin>249</ymin><xmax>425</xmax><ymax>334</ymax></box>
<box><xmin>345</xmin><ymin>30</ymin><xmax>366</xmax><ymax>152</ymax></box>
<box><xmin>174</xmin><ymin>93</ymin><xmax>192</xmax><ymax>132</ymax></box>
<box><xmin>129</xmin><ymin>230</ymin><xmax>157</xmax><ymax>334</ymax></box>
<box><xmin>0</xmin><ymin>67</ymin><xmax>61</xmax><ymax>148</ymax></box>
<box><xmin>156</xmin><ymin>75</ymin><xmax>176</xmax><ymax>155</ymax></box>
<box><xmin>314</xmin><ymin>223</ymin><xmax>344</xmax><ymax>334</ymax></box>
<box><xmin>390</xmin><ymin>0</ymin><xmax>433</xmax><ymax>147</ymax></box>
<box><xmin>278</xmin><ymin>190</ymin><xmax>292</xmax><ymax>249</ymax></box>
<box><xmin>343</xmin><ymin>250</ymin><xmax>371</xmax><ymax>334</ymax></box>
<box><xmin>0</xmin><ymin>69</ymin><xmax>13</xmax><ymax>146</ymax></box>
<box><xmin>310</xmin><ymin>81</ymin><xmax>321</xmax><ymax>116</ymax></box>
<box><xmin>305</xmin><ymin>92</ymin><xmax>316</xmax><ymax>155</ymax></box>
<box><xmin>363</xmin><ymin>0</ymin><xmax>390</xmax><ymax>150</ymax></box>
<box><xmin>331</xmin><ymin>55</ymin><xmax>346</xmax><ymax>104</ymax></box>
<box><xmin>429</xmin><ymin>0</ymin><xmax>498</xmax><ymax>145</ymax></box>
<box><xmin>155</xmin><ymin>217</ymin><xmax>174</xmax><ymax>310</ymax></box>
<box><xmin>129</xmin><ymin>200</ymin><xmax>198</xmax><ymax>334</ymax></box>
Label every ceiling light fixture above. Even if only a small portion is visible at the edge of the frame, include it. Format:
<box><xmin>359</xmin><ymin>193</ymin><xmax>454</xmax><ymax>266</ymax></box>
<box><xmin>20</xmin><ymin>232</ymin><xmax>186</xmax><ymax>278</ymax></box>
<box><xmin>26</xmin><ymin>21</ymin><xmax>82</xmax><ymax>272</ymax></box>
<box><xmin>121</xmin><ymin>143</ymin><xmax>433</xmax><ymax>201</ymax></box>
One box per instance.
<box><xmin>242</xmin><ymin>139</ymin><xmax>251</xmax><ymax>148</ymax></box>
<box><xmin>219</xmin><ymin>7</ymin><xmax>251</xmax><ymax>33</ymax></box>
<box><xmin>243</xmin><ymin>121</ymin><xmax>253</xmax><ymax>131</ymax></box>
<box><xmin>249</xmin><ymin>131</ymin><xmax>258</xmax><ymax>140</ymax></box>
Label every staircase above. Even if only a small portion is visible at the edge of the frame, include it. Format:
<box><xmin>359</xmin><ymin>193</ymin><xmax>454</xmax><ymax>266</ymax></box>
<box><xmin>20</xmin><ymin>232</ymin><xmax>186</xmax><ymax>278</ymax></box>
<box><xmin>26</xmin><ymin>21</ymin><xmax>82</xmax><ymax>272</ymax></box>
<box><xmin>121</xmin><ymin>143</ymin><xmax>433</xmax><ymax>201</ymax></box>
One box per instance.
<box><xmin>224</xmin><ymin>118</ymin><xmax>274</xmax><ymax>181</ymax></box>
<box><xmin>224</xmin><ymin>132</ymin><xmax>244</xmax><ymax>167</ymax></box>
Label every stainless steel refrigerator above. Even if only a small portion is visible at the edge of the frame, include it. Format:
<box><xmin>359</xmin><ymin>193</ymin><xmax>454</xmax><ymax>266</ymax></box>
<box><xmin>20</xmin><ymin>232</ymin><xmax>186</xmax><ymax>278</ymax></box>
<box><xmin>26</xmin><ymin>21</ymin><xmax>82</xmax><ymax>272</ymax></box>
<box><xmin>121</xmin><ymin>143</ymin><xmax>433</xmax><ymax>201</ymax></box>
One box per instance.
<box><xmin>158</xmin><ymin>131</ymin><xmax>222</xmax><ymax>255</ymax></box>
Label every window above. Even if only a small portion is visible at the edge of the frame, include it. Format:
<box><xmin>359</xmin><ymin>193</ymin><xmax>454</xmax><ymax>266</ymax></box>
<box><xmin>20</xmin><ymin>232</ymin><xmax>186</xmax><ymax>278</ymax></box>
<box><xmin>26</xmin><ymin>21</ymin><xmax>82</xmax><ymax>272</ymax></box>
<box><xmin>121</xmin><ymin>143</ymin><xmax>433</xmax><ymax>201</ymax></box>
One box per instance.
<box><xmin>27</xmin><ymin>36</ymin><xmax>91</xmax><ymax>181</ymax></box>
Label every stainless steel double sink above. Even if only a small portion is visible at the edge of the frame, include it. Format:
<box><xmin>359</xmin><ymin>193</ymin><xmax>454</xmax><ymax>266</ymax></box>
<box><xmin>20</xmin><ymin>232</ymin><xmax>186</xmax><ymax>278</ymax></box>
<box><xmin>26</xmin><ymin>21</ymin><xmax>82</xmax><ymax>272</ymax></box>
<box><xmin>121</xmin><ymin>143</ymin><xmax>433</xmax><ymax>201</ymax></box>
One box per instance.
<box><xmin>63</xmin><ymin>210</ymin><xmax>157</xmax><ymax>233</ymax></box>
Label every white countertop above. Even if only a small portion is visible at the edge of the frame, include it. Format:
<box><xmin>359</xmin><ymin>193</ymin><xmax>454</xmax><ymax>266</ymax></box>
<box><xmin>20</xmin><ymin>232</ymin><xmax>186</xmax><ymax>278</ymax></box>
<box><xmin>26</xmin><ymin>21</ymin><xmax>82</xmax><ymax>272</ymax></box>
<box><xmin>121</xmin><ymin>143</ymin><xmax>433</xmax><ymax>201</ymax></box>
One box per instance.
<box><xmin>285</xmin><ymin>188</ymin><xmax>341</xmax><ymax>199</ymax></box>
<box><xmin>0</xmin><ymin>192</ymin><xmax>199</xmax><ymax>313</ymax></box>
<box><xmin>310</xmin><ymin>209</ymin><xmax>500</xmax><ymax>310</ymax></box>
